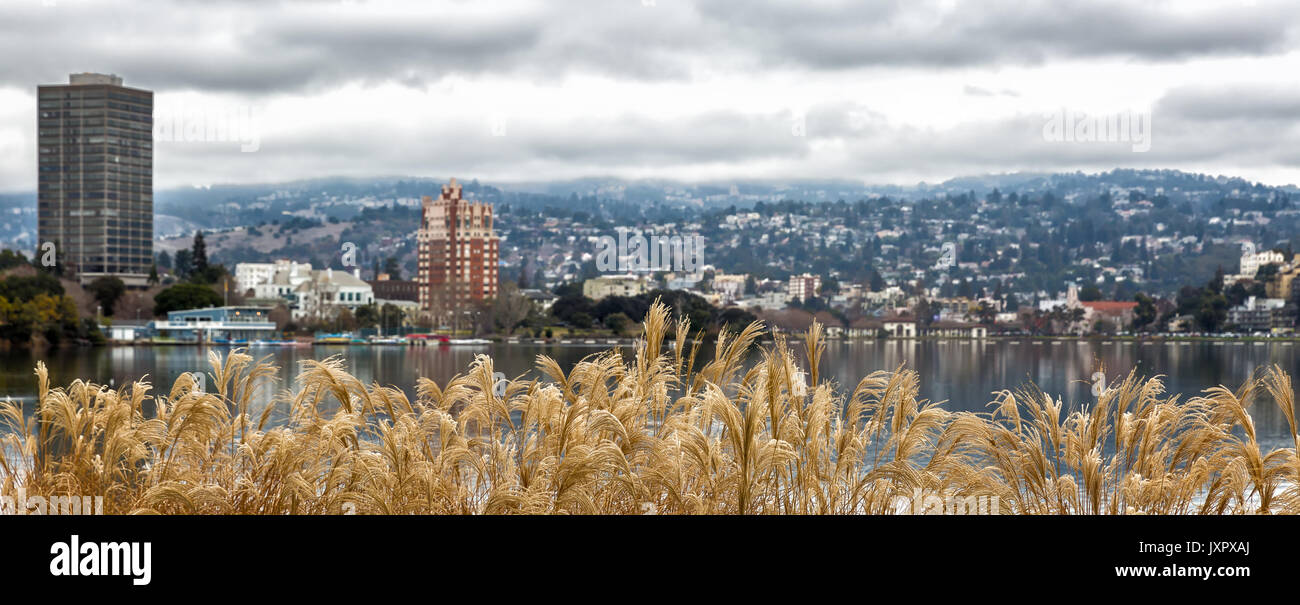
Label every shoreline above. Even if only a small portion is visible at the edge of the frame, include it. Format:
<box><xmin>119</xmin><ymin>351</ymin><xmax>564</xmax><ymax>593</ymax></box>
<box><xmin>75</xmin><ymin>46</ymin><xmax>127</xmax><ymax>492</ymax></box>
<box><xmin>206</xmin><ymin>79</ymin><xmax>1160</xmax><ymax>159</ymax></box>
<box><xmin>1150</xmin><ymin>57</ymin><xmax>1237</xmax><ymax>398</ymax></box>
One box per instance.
<box><xmin>92</xmin><ymin>334</ymin><xmax>1300</xmax><ymax>347</ymax></box>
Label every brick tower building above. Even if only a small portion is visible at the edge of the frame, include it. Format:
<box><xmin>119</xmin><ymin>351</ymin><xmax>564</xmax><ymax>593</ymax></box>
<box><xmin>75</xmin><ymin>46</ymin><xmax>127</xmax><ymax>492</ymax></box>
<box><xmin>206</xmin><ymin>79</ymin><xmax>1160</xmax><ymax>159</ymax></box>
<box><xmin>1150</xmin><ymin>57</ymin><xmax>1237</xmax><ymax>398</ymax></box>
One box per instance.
<box><xmin>417</xmin><ymin>178</ymin><xmax>499</xmax><ymax>318</ymax></box>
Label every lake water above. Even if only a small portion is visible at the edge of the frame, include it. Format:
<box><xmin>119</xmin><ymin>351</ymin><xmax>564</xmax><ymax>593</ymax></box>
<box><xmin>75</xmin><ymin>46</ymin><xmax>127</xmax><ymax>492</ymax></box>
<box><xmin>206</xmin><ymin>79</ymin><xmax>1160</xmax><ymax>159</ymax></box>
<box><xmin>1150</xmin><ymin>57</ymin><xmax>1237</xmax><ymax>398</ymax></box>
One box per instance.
<box><xmin>2</xmin><ymin>339</ymin><xmax>1297</xmax><ymax>448</ymax></box>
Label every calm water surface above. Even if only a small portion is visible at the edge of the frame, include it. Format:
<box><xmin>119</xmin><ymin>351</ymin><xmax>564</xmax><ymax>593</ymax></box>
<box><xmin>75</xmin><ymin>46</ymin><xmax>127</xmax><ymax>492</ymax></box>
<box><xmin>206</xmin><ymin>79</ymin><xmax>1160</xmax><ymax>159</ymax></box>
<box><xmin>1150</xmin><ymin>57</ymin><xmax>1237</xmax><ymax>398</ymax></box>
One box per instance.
<box><xmin>2</xmin><ymin>340</ymin><xmax>1296</xmax><ymax>447</ymax></box>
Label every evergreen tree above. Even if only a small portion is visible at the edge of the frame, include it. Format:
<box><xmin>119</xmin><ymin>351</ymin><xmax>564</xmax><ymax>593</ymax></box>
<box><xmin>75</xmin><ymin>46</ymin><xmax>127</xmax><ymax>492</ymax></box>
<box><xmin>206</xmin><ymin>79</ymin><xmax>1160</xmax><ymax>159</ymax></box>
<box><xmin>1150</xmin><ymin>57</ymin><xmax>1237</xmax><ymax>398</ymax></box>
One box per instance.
<box><xmin>193</xmin><ymin>231</ymin><xmax>209</xmax><ymax>276</ymax></box>
<box><xmin>869</xmin><ymin>269</ymin><xmax>884</xmax><ymax>292</ymax></box>
<box><xmin>383</xmin><ymin>256</ymin><xmax>402</xmax><ymax>280</ymax></box>
<box><xmin>174</xmin><ymin>249</ymin><xmax>194</xmax><ymax>278</ymax></box>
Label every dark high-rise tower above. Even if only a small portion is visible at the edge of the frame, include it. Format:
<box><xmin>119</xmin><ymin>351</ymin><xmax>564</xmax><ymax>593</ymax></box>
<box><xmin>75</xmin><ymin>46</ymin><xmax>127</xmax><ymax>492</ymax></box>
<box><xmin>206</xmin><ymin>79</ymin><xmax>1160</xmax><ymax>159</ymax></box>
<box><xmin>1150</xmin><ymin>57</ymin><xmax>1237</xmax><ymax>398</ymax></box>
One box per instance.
<box><xmin>38</xmin><ymin>73</ymin><xmax>153</xmax><ymax>286</ymax></box>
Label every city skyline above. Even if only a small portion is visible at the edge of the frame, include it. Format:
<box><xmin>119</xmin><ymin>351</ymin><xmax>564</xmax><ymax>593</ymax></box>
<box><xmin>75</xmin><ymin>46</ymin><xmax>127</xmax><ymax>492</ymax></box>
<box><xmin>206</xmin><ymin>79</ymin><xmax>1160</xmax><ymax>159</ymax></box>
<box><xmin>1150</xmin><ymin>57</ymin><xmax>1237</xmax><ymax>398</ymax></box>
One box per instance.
<box><xmin>1</xmin><ymin>0</ymin><xmax>1299</xmax><ymax>191</ymax></box>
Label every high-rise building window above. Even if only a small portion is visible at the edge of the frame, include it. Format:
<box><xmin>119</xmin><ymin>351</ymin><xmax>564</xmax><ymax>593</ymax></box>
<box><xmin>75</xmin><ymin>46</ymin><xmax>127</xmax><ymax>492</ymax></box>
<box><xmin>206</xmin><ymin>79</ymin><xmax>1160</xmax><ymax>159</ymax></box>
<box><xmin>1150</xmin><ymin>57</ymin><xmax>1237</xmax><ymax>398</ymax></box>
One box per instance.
<box><xmin>37</xmin><ymin>73</ymin><xmax>152</xmax><ymax>286</ymax></box>
<box><xmin>417</xmin><ymin>178</ymin><xmax>501</xmax><ymax>314</ymax></box>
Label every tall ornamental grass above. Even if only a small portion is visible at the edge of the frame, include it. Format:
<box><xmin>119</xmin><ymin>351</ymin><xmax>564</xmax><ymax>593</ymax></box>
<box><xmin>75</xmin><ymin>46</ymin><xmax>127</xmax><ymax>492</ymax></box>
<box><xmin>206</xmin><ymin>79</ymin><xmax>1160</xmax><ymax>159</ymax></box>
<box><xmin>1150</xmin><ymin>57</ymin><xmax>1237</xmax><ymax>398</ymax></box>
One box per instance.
<box><xmin>3</xmin><ymin>302</ymin><xmax>1297</xmax><ymax>515</ymax></box>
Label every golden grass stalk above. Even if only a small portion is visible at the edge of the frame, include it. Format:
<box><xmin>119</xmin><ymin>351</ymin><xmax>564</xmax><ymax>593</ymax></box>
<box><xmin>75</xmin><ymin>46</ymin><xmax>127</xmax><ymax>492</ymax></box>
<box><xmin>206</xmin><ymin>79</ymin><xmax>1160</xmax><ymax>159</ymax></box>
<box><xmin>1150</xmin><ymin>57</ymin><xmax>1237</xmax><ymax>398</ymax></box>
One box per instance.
<box><xmin>2</xmin><ymin>300</ymin><xmax>1297</xmax><ymax>515</ymax></box>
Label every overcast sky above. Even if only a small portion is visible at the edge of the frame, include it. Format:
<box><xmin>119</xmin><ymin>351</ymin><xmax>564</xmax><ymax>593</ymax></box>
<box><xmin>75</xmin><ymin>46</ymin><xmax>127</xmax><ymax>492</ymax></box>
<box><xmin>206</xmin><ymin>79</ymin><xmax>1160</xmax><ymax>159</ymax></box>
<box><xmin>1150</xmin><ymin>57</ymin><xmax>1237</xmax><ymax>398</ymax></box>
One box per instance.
<box><xmin>2</xmin><ymin>0</ymin><xmax>1299</xmax><ymax>191</ymax></box>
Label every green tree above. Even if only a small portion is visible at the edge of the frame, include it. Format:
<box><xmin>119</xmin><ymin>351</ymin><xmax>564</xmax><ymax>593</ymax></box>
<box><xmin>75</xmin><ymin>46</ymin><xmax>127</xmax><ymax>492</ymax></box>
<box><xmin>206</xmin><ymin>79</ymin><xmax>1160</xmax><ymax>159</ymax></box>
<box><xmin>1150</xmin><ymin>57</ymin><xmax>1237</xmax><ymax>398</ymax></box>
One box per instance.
<box><xmin>0</xmin><ymin>272</ymin><xmax>64</xmax><ymax>301</ymax></box>
<box><xmin>1210</xmin><ymin>266</ymin><xmax>1225</xmax><ymax>294</ymax></box>
<box><xmin>174</xmin><ymin>249</ymin><xmax>194</xmax><ymax>278</ymax></box>
<box><xmin>604</xmin><ymin>312</ymin><xmax>631</xmax><ymax>335</ymax></box>
<box><xmin>355</xmin><ymin>303</ymin><xmax>379</xmax><ymax>329</ymax></box>
<box><xmin>1197</xmin><ymin>293</ymin><xmax>1228</xmax><ymax>332</ymax></box>
<box><xmin>383</xmin><ymin>256</ymin><xmax>402</xmax><ymax>280</ymax></box>
<box><xmin>0</xmin><ymin>249</ymin><xmax>28</xmax><ymax>270</ymax></box>
<box><xmin>870</xmin><ymin>270</ymin><xmax>885</xmax><ymax>292</ymax></box>
<box><xmin>1255</xmin><ymin>262</ymin><xmax>1280</xmax><ymax>284</ymax></box>
<box><xmin>87</xmin><ymin>276</ymin><xmax>126</xmax><ymax>317</ymax></box>
<box><xmin>379</xmin><ymin>303</ymin><xmax>403</xmax><ymax>334</ymax></box>
<box><xmin>193</xmin><ymin>231</ymin><xmax>209</xmax><ymax>276</ymax></box>
<box><xmin>153</xmin><ymin>283</ymin><xmax>222</xmax><ymax>316</ymax></box>
<box><xmin>570</xmin><ymin>311</ymin><xmax>594</xmax><ymax>329</ymax></box>
<box><xmin>1132</xmin><ymin>293</ymin><xmax>1157</xmax><ymax>331</ymax></box>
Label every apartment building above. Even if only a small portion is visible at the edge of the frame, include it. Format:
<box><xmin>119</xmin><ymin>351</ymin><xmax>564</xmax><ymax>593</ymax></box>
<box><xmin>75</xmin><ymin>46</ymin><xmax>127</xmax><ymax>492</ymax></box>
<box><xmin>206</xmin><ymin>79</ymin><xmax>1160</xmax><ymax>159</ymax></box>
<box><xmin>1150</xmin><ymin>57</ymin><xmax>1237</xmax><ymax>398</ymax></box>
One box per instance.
<box><xmin>417</xmin><ymin>178</ymin><xmax>500</xmax><ymax>313</ymax></box>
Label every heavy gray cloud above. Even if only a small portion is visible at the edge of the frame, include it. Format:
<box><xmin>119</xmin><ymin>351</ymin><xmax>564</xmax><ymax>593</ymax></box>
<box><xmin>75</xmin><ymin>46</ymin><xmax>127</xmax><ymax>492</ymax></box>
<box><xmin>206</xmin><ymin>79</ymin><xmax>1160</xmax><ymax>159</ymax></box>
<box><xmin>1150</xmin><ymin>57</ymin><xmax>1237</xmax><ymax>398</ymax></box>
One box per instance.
<box><xmin>3</xmin><ymin>0</ymin><xmax>1296</xmax><ymax>93</ymax></box>
<box><xmin>2</xmin><ymin>0</ymin><xmax>1299</xmax><ymax>189</ymax></box>
<box><xmin>698</xmin><ymin>0</ymin><xmax>1300</xmax><ymax>69</ymax></box>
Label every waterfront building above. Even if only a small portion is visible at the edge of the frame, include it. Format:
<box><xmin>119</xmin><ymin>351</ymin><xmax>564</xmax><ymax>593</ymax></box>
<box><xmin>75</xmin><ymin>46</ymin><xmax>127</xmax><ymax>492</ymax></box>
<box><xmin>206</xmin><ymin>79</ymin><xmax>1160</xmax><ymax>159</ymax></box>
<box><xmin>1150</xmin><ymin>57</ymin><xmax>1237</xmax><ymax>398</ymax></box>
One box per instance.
<box><xmin>148</xmin><ymin>306</ymin><xmax>276</xmax><ymax>343</ymax></box>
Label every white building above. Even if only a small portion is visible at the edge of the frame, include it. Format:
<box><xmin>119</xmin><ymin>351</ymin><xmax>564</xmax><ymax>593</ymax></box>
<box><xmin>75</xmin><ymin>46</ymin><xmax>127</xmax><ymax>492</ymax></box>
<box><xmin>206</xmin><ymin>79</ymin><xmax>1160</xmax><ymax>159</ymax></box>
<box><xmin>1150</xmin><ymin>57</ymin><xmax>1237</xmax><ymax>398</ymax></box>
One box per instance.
<box><xmin>1241</xmin><ymin>250</ymin><xmax>1285</xmax><ymax>279</ymax></box>
<box><xmin>1224</xmin><ymin>247</ymin><xmax>1287</xmax><ymax>284</ymax></box>
<box><xmin>864</xmin><ymin>286</ymin><xmax>904</xmax><ymax>306</ymax></box>
<box><xmin>583</xmin><ymin>274</ymin><xmax>650</xmax><ymax>301</ymax></box>
<box><xmin>787</xmin><ymin>273</ymin><xmax>821</xmax><ymax>302</ymax></box>
<box><xmin>292</xmin><ymin>268</ymin><xmax>375</xmax><ymax>321</ymax></box>
<box><xmin>521</xmin><ymin>289</ymin><xmax>558</xmax><ymax>312</ymax></box>
<box><xmin>250</xmin><ymin>261</ymin><xmax>315</xmax><ymax>301</ymax></box>
<box><xmin>882</xmin><ymin>317</ymin><xmax>917</xmax><ymax>338</ymax></box>
<box><xmin>711</xmin><ymin>273</ymin><xmax>747</xmax><ymax>304</ymax></box>
<box><xmin>1227</xmin><ymin>296</ymin><xmax>1287</xmax><ymax>333</ymax></box>
<box><xmin>737</xmin><ymin>291</ymin><xmax>789</xmax><ymax>311</ymax></box>
<box><xmin>235</xmin><ymin>260</ymin><xmax>313</xmax><ymax>295</ymax></box>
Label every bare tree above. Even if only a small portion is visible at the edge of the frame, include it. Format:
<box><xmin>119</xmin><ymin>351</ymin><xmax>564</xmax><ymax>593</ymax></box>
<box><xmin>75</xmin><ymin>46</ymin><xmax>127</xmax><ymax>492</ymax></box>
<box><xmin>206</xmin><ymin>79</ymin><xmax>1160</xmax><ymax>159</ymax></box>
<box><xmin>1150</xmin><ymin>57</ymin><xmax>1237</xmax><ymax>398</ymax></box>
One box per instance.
<box><xmin>491</xmin><ymin>282</ymin><xmax>533</xmax><ymax>336</ymax></box>
<box><xmin>112</xmin><ymin>291</ymin><xmax>155</xmax><ymax>321</ymax></box>
<box><xmin>269</xmin><ymin>304</ymin><xmax>293</xmax><ymax>331</ymax></box>
<box><xmin>217</xmin><ymin>274</ymin><xmax>246</xmax><ymax>306</ymax></box>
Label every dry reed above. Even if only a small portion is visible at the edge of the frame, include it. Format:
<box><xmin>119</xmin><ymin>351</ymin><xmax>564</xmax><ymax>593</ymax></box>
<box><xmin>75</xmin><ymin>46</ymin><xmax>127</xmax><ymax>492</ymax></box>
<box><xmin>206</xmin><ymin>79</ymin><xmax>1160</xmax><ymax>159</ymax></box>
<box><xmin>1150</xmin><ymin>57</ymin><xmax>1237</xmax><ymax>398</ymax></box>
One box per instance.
<box><xmin>2</xmin><ymin>301</ymin><xmax>1297</xmax><ymax>515</ymax></box>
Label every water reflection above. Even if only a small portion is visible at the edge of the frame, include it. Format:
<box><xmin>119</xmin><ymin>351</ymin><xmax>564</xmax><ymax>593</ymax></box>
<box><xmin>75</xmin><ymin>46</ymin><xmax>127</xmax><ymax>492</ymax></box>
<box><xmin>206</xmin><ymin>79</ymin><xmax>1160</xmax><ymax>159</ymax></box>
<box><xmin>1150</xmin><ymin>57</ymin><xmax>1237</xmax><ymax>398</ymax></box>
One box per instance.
<box><xmin>1</xmin><ymin>340</ymin><xmax>1295</xmax><ymax>446</ymax></box>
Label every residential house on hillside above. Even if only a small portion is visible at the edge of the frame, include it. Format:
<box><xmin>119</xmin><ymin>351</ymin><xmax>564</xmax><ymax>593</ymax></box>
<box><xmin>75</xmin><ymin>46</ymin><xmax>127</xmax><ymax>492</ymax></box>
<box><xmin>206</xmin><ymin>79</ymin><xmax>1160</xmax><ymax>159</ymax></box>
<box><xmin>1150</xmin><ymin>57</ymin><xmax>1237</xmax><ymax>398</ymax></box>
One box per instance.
<box><xmin>244</xmin><ymin>261</ymin><xmax>314</xmax><ymax>301</ymax></box>
<box><xmin>583</xmin><ymin>274</ymin><xmax>650</xmax><ymax>301</ymax></box>
<box><xmin>236</xmin><ymin>260</ymin><xmax>313</xmax><ymax>295</ymax></box>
